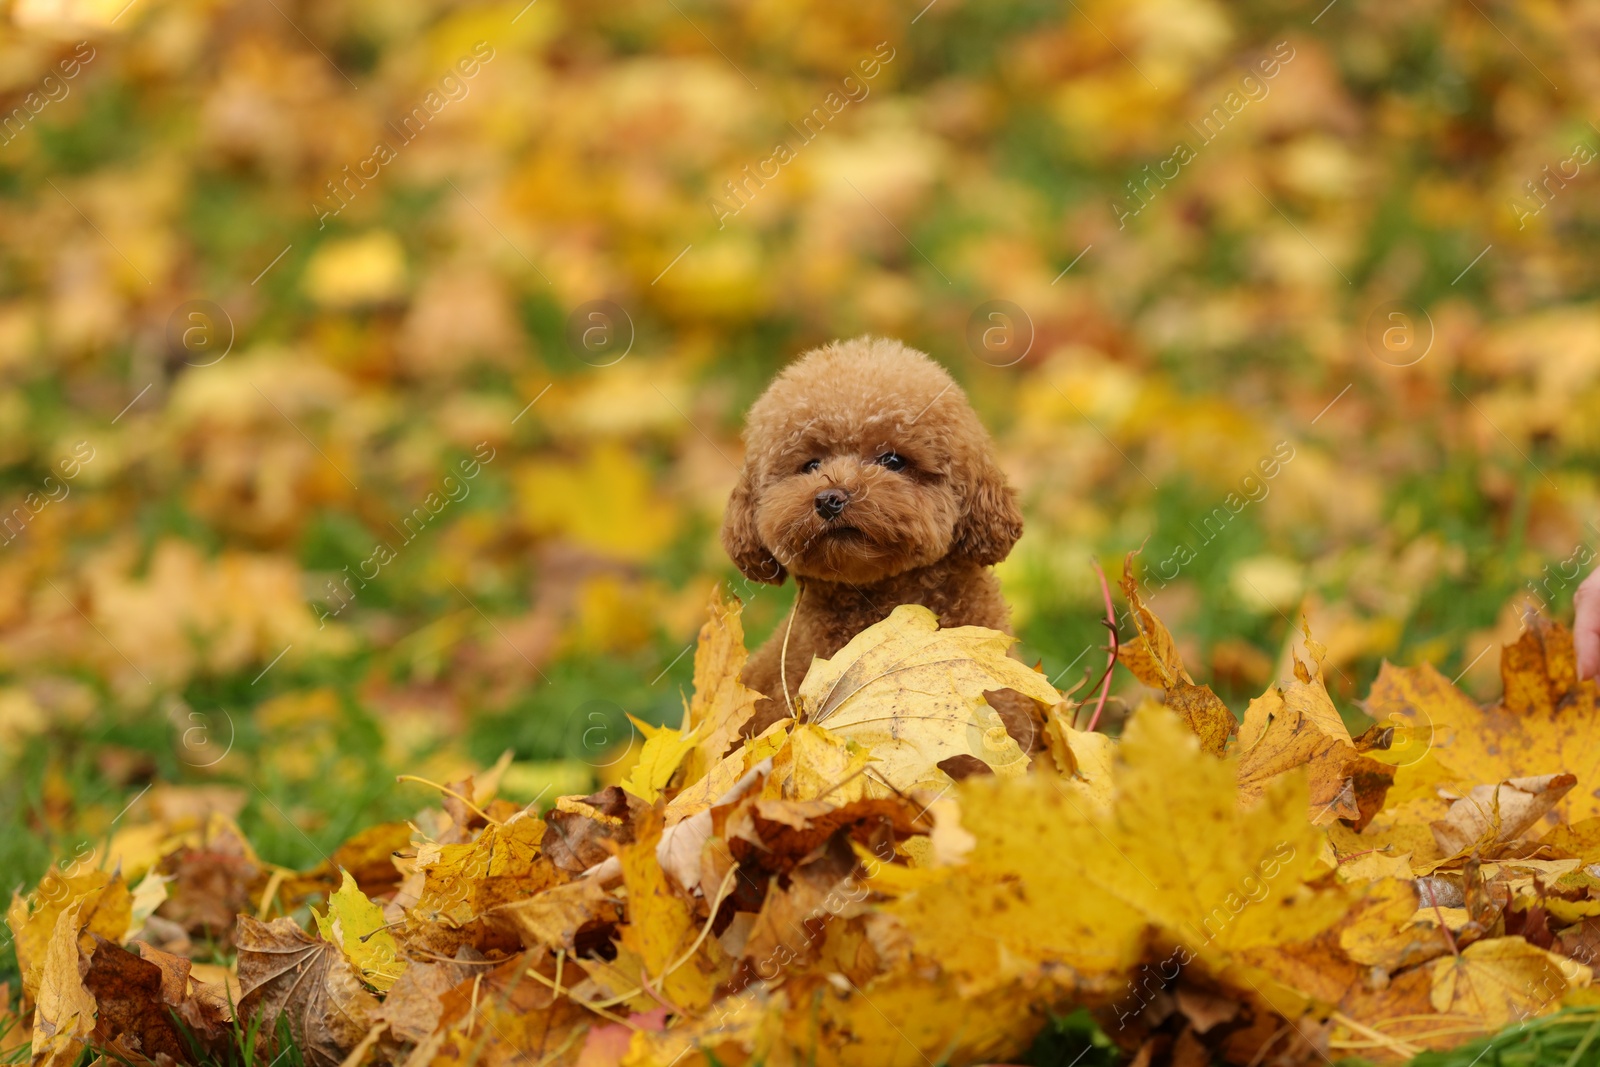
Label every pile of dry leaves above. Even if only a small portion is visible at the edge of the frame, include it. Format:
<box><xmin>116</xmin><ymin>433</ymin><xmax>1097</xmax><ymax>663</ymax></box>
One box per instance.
<box><xmin>11</xmin><ymin>568</ymin><xmax>1600</xmax><ymax>1067</ymax></box>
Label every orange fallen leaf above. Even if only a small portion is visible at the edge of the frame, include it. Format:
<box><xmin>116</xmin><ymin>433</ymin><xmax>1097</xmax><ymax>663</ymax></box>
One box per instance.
<box><xmin>1236</xmin><ymin>630</ymin><xmax>1394</xmax><ymax>828</ymax></box>
<box><xmin>1369</xmin><ymin>617</ymin><xmax>1600</xmax><ymax>823</ymax></box>
<box><xmin>1119</xmin><ymin>559</ymin><xmax>1237</xmax><ymax>756</ymax></box>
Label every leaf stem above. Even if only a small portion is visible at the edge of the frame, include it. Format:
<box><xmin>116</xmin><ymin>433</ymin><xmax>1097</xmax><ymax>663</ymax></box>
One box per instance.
<box><xmin>1086</xmin><ymin>556</ymin><xmax>1119</xmax><ymax>732</ymax></box>
<box><xmin>394</xmin><ymin>775</ymin><xmax>504</xmax><ymax>827</ymax></box>
<box><xmin>1422</xmin><ymin>880</ymin><xmax>1461</xmax><ymax>957</ymax></box>
<box><xmin>781</xmin><ymin>583</ymin><xmax>805</xmax><ymax>720</ymax></box>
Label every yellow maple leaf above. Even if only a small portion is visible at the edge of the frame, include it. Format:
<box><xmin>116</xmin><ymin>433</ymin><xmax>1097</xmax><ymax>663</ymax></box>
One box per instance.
<box><xmin>312</xmin><ymin>869</ymin><xmax>408</xmax><ymax>992</ymax></box>
<box><xmin>7</xmin><ymin>868</ymin><xmax>132</xmax><ymax>1000</ymax></box>
<box><xmin>677</xmin><ymin>586</ymin><xmax>762</xmax><ymax>789</ymax></box>
<box><xmin>615</xmin><ymin>806</ymin><xmax>727</xmax><ymax>1011</ymax></box>
<box><xmin>1540</xmin><ymin>818</ymin><xmax>1600</xmax><ymax>862</ymax></box>
<box><xmin>665</xmin><ymin>718</ymin><xmax>795</xmax><ymax>829</ymax></box>
<box><xmin>29</xmin><ymin>900</ymin><xmax>97</xmax><ymax>1067</ymax></box>
<box><xmin>411</xmin><ymin>813</ymin><xmax>564</xmax><ymax>925</ymax></box>
<box><xmin>1368</xmin><ymin>617</ymin><xmax>1600</xmax><ymax>823</ymax></box>
<box><xmin>1043</xmin><ymin>699</ymin><xmax>1116</xmax><ymax>816</ymax></box>
<box><xmin>1429</xmin><ymin>937</ymin><xmax>1589</xmax><ymax>1028</ymax></box>
<box><xmin>797</xmin><ymin>604</ymin><xmax>1059</xmax><ymax>793</ymax></box>
<box><xmin>1338</xmin><ymin>877</ymin><xmax>1450</xmax><ymax>972</ymax></box>
<box><xmin>880</xmin><ymin>706</ymin><xmax>1346</xmax><ymax>997</ymax></box>
<box><xmin>1236</xmin><ymin>638</ymin><xmax>1394</xmax><ymax>828</ymax></box>
<box><xmin>773</xmin><ymin>722</ymin><xmax>876</xmax><ymax>803</ymax></box>
<box><xmin>618</xmin><ymin>715</ymin><xmax>701</xmax><ymax>803</ymax></box>
<box><xmin>875</xmin><ymin>771</ymin><xmax>1144</xmax><ymax>996</ymax></box>
<box><xmin>1074</xmin><ymin>707</ymin><xmax>1348</xmax><ymax>959</ymax></box>
<box><xmin>775</xmin><ymin>968</ymin><xmax>1050</xmax><ymax>1067</ymax></box>
<box><xmin>1337</xmin><ymin>852</ymin><xmax>1417</xmax><ymax>883</ymax></box>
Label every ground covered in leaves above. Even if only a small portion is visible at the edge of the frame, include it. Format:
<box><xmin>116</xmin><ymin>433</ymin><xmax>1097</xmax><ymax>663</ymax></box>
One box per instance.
<box><xmin>12</xmin><ymin>578</ymin><xmax>1600</xmax><ymax>1067</ymax></box>
<box><xmin>5</xmin><ymin>0</ymin><xmax>1600</xmax><ymax>943</ymax></box>
<box><xmin>7</xmin><ymin>0</ymin><xmax>1600</xmax><ymax>1063</ymax></box>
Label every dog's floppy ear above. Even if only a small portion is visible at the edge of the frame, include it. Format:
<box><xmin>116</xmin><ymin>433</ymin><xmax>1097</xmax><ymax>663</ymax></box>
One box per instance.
<box><xmin>721</xmin><ymin>462</ymin><xmax>787</xmax><ymax>585</ymax></box>
<box><xmin>952</xmin><ymin>453</ymin><xmax>1023</xmax><ymax>566</ymax></box>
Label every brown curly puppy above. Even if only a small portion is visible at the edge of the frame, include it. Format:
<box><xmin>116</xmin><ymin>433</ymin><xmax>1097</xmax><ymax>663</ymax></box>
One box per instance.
<box><xmin>722</xmin><ymin>336</ymin><xmax>1036</xmax><ymax>743</ymax></box>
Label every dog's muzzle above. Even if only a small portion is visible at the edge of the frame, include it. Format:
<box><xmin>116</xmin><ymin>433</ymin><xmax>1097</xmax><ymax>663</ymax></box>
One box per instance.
<box><xmin>814</xmin><ymin>487</ymin><xmax>849</xmax><ymax>520</ymax></box>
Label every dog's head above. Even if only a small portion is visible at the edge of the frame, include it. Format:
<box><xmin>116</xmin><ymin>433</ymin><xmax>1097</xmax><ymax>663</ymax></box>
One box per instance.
<box><xmin>722</xmin><ymin>336</ymin><xmax>1022</xmax><ymax>586</ymax></box>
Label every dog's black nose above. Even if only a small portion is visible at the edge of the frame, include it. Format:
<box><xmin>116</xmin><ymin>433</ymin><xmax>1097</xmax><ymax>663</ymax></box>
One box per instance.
<box><xmin>814</xmin><ymin>487</ymin><xmax>849</xmax><ymax>520</ymax></box>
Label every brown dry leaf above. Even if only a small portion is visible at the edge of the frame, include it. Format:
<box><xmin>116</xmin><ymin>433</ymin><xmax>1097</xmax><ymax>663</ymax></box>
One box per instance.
<box><xmin>372</xmin><ymin>955</ymin><xmax>478</xmax><ymax>1046</ymax></box>
<box><xmin>738</xmin><ymin>832</ymin><xmax>861</xmax><ymax>976</ymax></box>
<box><xmin>1174</xmin><ymin>985</ymin><xmax>1242</xmax><ymax>1035</ymax></box>
<box><xmin>722</xmin><ymin>796</ymin><xmax>925</xmax><ymax>879</ymax></box>
<box><xmin>541</xmin><ymin>787</ymin><xmax>644</xmax><ymax>874</ymax></box>
<box><xmin>797</xmin><ymin>604</ymin><xmax>1059</xmax><ymax>791</ymax></box>
<box><xmin>82</xmin><ymin>936</ymin><xmax>203</xmax><ymax>1063</ymax></box>
<box><xmin>1172</xmin><ymin>1026</ymin><xmax>1214</xmax><ymax>1067</ymax></box>
<box><xmin>1430</xmin><ymin>774</ymin><xmax>1577</xmax><ymax>855</ymax></box>
<box><xmin>430</xmin><ymin>771</ymin><xmax>526</xmax><ymax>847</ymax></box>
<box><xmin>1119</xmin><ymin>557</ymin><xmax>1196</xmax><ymax>690</ymax></box>
<box><xmin>133</xmin><ymin>938</ymin><xmax>231</xmax><ymax>1039</ymax></box>
<box><xmin>129</xmin><ymin>940</ymin><xmax>191</xmax><ymax>1005</ymax></box>
<box><xmin>155</xmin><ymin>822</ymin><xmax>262</xmax><ymax>946</ymax></box>
<box><xmin>489</xmin><ymin>877</ymin><xmax>619</xmax><ymax>953</ymax></box>
<box><xmin>424</xmin><ymin>952</ymin><xmax>589</xmax><ymax>1067</ymax></box>
<box><xmin>236</xmin><ymin>915</ymin><xmax>380</xmax><ymax>1067</ymax></box>
<box><xmin>1369</xmin><ymin>618</ymin><xmax>1600</xmax><ymax>823</ymax></box>
<box><xmin>1555</xmin><ymin>917</ymin><xmax>1600</xmax><ymax>967</ymax></box>
<box><xmin>1119</xmin><ymin>559</ymin><xmax>1237</xmax><ymax>756</ymax></box>
<box><xmin>189</xmin><ymin>963</ymin><xmax>239</xmax><ymax>1023</ymax></box>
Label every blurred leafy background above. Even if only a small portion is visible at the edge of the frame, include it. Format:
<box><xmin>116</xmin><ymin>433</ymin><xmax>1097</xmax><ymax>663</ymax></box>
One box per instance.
<box><xmin>2</xmin><ymin>0</ymin><xmax>1598</xmax><ymax>991</ymax></box>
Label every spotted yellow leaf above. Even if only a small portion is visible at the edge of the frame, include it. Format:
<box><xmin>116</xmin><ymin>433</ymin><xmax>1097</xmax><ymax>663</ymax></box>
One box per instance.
<box><xmin>798</xmin><ymin>604</ymin><xmax>1059</xmax><ymax>792</ymax></box>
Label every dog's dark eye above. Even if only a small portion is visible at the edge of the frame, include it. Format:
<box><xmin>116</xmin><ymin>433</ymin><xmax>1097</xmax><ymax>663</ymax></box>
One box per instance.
<box><xmin>875</xmin><ymin>452</ymin><xmax>907</xmax><ymax>472</ymax></box>
<box><xmin>802</xmin><ymin>459</ymin><xmax>821</xmax><ymax>473</ymax></box>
